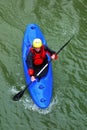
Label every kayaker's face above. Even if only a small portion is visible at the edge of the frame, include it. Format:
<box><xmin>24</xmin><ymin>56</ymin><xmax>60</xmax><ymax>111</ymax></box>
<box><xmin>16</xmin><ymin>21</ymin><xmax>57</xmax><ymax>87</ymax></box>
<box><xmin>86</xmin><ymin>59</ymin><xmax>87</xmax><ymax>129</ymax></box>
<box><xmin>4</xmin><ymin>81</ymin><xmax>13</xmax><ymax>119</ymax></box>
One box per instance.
<box><xmin>34</xmin><ymin>47</ymin><xmax>41</xmax><ymax>52</ymax></box>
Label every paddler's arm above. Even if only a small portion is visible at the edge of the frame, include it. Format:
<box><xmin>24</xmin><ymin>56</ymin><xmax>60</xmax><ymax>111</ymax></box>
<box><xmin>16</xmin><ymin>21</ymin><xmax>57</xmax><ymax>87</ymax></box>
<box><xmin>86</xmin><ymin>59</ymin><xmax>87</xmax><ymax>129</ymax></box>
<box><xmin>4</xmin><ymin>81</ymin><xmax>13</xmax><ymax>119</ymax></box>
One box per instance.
<box><xmin>44</xmin><ymin>45</ymin><xmax>58</xmax><ymax>60</ymax></box>
<box><xmin>26</xmin><ymin>51</ymin><xmax>36</xmax><ymax>82</ymax></box>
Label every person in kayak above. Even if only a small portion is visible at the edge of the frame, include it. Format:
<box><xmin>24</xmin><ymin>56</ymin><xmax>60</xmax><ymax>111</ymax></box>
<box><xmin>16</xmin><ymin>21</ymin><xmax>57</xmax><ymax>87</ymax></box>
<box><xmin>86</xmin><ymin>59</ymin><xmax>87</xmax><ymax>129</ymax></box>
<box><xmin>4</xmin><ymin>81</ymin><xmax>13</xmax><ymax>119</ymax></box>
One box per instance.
<box><xmin>26</xmin><ymin>38</ymin><xmax>58</xmax><ymax>82</ymax></box>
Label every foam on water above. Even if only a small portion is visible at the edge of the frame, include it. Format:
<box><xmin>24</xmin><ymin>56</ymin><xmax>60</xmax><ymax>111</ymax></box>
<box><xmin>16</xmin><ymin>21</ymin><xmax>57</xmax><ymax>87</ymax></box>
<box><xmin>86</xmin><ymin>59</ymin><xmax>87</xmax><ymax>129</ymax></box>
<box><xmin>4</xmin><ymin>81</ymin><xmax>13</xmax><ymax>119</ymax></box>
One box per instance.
<box><xmin>11</xmin><ymin>86</ymin><xmax>20</xmax><ymax>94</ymax></box>
<box><xmin>10</xmin><ymin>86</ymin><xmax>58</xmax><ymax>115</ymax></box>
<box><xmin>21</xmin><ymin>95</ymin><xmax>58</xmax><ymax>115</ymax></box>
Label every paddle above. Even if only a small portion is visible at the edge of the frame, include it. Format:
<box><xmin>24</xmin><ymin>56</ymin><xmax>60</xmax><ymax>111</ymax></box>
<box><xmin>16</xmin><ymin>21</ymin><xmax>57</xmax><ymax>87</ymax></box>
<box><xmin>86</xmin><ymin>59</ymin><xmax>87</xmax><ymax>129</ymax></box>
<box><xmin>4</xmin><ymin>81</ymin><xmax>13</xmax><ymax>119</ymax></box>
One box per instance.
<box><xmin>12</xmin><ymin>36</ymin><xmax>74</xmax><ymax>101</ymax></box>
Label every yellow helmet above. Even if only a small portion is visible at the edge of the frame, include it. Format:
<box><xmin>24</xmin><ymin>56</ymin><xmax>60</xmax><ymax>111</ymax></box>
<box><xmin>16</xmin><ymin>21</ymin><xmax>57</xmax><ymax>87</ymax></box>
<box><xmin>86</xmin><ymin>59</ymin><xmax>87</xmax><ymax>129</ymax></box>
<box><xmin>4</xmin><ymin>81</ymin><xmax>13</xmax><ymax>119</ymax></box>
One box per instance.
<box><xmin>33</xmin><ymin>38</ymin><xmax>42</xmax><ymax>48</ymax></box>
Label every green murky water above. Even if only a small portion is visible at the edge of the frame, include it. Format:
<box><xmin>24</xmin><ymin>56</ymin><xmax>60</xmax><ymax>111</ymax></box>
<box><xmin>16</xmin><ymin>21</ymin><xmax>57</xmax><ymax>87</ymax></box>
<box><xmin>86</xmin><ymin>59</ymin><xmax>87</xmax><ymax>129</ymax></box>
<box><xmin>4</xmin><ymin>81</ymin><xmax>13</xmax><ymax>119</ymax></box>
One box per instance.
<box><xmin>0</xmin><ymin>0</ymin><xmax>87</xmax><ymax>130</ymax></box>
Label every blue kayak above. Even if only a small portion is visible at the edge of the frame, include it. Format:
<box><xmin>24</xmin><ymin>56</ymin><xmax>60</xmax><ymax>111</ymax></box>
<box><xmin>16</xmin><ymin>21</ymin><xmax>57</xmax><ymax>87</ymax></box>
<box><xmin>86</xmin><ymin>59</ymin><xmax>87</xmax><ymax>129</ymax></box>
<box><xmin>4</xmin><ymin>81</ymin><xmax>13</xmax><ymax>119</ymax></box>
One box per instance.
<box><xmin>22</xmin><ymin>23</ymin><xmax>53</xmax><ymax>109</ymax></box>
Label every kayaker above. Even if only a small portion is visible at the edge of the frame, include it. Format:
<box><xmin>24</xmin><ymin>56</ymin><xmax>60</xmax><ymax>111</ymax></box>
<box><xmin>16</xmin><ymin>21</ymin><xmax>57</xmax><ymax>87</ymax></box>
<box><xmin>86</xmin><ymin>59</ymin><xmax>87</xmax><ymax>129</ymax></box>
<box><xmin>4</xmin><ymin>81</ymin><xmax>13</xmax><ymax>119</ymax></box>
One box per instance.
<box><xmin>26</xmin><ymin>38</ymin><xmax>58</xmax><ymax>82</ymax></box>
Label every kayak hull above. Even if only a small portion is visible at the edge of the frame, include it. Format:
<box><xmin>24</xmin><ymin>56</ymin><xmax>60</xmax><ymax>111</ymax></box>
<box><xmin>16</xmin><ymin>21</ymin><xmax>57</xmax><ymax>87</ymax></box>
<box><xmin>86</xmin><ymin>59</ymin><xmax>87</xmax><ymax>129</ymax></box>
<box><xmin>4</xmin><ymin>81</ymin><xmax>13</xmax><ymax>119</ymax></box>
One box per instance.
<box><xmin>22</xmin><ymin>24</ymin><xmax>53</xmax><ymax>109</ymax></box>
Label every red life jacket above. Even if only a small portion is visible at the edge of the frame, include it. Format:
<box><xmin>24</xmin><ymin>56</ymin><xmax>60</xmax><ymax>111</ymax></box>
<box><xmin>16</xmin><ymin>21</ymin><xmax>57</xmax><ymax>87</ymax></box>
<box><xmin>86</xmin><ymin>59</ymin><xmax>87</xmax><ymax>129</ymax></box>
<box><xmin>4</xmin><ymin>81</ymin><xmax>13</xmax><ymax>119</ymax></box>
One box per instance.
<box><xmin>30</xmin><ymin>45</ymin><xmax>47</xmax><ymax>65</ymax></box>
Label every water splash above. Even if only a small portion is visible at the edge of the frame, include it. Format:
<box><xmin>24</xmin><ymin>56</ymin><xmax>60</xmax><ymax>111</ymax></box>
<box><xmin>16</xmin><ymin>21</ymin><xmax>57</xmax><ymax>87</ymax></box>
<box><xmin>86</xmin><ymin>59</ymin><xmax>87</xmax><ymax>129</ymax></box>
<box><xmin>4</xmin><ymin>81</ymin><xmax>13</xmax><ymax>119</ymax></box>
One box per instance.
<box><xmin>10</xmin><ymin>86</ymin><xmax>19</xmax><ymax>94</ymax></box>
<box><xmin>10</xmin><ymin>86</ymin><xmax>58</xmax><ymax>114</ymax></box>
<box><xmin>21</xmin><ymin>95</ymin><xmax>58</xmax><ymax>115</ymax></box>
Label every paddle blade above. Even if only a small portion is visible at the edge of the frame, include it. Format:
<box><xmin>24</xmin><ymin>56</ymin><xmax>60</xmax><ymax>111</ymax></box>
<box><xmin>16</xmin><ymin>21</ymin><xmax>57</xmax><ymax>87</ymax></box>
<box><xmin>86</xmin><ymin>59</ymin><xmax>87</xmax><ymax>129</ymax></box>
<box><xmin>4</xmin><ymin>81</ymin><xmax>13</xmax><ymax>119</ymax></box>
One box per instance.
<box><xmin>12</xmin><ymin>90</ymin><xmax>24</xmax><ymax>101</ymax></box>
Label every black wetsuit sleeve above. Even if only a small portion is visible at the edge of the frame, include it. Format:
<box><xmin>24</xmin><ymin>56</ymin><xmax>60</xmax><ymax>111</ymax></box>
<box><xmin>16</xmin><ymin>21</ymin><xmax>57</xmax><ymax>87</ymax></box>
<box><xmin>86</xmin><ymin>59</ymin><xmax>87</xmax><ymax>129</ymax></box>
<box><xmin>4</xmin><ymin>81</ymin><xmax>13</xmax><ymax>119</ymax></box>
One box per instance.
<box><xmin>26</xmin><ymin>51</ymin><xmax>34</xmax><ymax>70</ymax></box>
<box><xmin>44</xmin><ymin>45</ymin><xmax>56</xmax><ymax>55</ymax></box>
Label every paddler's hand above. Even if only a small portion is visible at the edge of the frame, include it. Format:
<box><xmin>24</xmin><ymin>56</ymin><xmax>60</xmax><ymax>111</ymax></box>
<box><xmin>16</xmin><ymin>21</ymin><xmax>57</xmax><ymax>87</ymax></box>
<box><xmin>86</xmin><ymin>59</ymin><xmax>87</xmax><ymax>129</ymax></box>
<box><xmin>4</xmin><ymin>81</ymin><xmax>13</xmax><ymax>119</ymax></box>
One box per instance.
<box><xmin>31</xmin><ymin>76</ymin><xmax>36</xmax><ymax>82</ymax></box>
<box><xmin>51</xmin><ymin>54</ymin><xmax>58</xmax><ymax>60</ymax></box>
